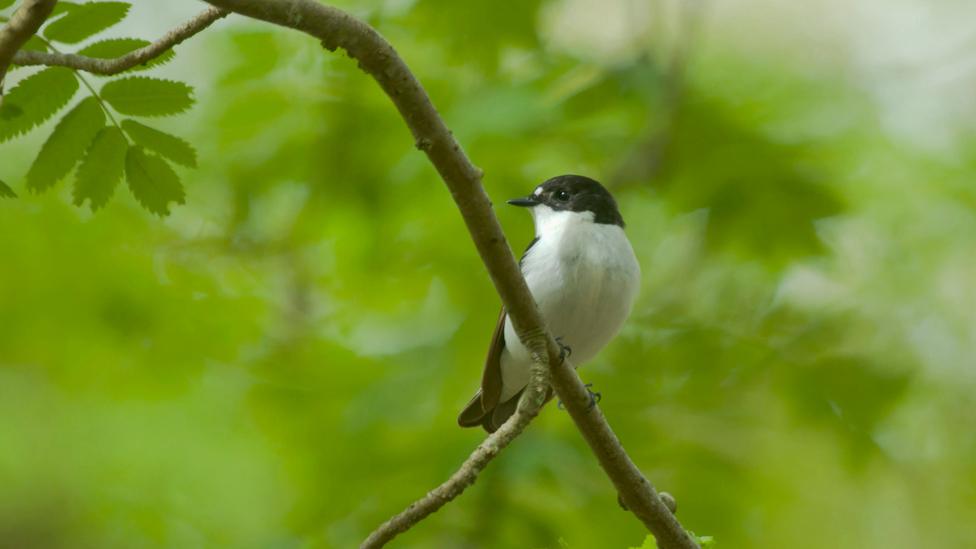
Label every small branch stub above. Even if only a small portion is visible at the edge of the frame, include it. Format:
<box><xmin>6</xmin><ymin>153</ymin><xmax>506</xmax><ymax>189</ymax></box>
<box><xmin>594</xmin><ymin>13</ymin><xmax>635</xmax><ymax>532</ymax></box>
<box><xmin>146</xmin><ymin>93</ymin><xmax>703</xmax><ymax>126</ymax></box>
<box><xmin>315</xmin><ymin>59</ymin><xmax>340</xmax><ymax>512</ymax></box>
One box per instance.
<box><xmin>415</xmin><ymin>136</ymin><xmax>432</xmax><ymax>151</ymax></box>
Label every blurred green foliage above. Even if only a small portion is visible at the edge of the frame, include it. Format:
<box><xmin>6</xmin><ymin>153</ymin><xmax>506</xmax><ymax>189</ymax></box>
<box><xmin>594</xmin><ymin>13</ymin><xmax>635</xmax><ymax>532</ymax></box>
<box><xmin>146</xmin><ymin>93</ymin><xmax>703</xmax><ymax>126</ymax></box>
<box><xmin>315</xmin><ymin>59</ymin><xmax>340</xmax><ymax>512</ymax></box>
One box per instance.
<box><xmin>2</xmin><ymin>1</ymin><xmax>976</xmax><ymax>548</ymax></box>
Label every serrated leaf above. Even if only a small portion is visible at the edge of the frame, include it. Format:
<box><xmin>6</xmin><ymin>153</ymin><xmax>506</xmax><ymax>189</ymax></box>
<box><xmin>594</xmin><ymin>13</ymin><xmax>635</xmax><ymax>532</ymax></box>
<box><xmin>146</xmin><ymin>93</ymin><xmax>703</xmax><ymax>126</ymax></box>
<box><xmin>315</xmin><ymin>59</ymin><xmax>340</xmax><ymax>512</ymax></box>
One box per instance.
<box><xmin>121</xmin><ymin>119</ymin><xmax>196</xmax><ymax>167</ymax></box>
<box><xmin>26</xmin><ymin>97</ymin><xmax>105</xmax><ymax>193</ymax></box>
<box><xmin>78</xmin><ymin>38</ymin><xmax>175</xmax><ymax>72</ymax></box>
<box><xmin>50</xmin><ymin>1</ymin><xmax>80</xmax><ymax>16</ymax></box>
<box><xmin>74</xmin><ymin>126</ymin><xmax>126</xmax><ymax>210</ymax></box>
<box><xmin>44</xmin><ymin>1</ymin><xmax>129</xmax><ymax>44</ymax></box>
<box><xmin>101</xmin><ymin>77</ymin><xmax>194</xmax><ymax>117</ymax></box>
<box><xmin>0</xmin><ymin>179</ymin><xmax>16</xmax><ymax>198</ymax></box>
<box><xmin>125</xmin><ymin>146</ymin><xmax>185</xmax><ymax>216</ymax></box>
<box><xmin>0</xmin><ymin>67</ymin><xmax>78</xmax><ymax>142</ymax></box>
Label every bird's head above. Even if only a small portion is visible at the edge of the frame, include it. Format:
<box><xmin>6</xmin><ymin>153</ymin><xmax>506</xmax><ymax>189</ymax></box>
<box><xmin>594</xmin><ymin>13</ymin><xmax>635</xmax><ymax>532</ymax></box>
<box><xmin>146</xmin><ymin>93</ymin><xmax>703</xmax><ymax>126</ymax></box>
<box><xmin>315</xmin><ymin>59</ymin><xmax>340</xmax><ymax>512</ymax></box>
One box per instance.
<box><xmin>507</xmin><ymin>174</ymin><xmax>624</xmax><ymax>229</ymax></box>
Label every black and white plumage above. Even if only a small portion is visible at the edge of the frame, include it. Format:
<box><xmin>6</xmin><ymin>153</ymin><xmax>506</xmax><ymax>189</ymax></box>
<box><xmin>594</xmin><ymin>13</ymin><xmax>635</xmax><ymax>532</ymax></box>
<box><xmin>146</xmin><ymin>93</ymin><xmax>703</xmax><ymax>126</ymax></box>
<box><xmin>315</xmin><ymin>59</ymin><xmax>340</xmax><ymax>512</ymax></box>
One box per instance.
<box><xmin>458</xmin><ymin>175</ymin><xmax>641</xmax><ymax>432</ymax></box>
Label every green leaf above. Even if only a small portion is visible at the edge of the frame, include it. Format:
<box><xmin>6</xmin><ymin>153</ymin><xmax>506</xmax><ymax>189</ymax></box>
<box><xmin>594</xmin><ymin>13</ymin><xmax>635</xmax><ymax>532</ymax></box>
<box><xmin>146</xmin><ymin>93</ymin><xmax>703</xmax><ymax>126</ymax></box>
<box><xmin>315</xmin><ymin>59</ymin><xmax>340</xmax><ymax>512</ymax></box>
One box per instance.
<box><xmin>78</xmin><ymin>38</ymin><xmax>175</xmax><ymax>72</ymax></box>
<box><xmin>0</xmin><ymin>179</ymin><xmax>16</xmax><ymax>198</ymax></box>
<box><xmin>630</xmin><ymin>535</ymin><xmax>658</xmax><ymax>549</ymax></box>
<box><xmin>25</xmin><ymin>97</ymin><xmax>105</xmax><ymax>193</ymax></box>
<box><xmin>74</xmin><ymin>126</ymin><xmax>127</xmax><ymax>210</ymax></box>
<box><xmin>100</xmin><ymin>77</ymin><xmax>194</xmax><ymax>117</ymax></box>
<box><xmin>121</xmin><ymin>119</ymin><xmax>196</xmax><ymax>167</ymax></box>
<box><xmin>20</xmin><ymin>35</ymin><xmax>47</xmax><ymax>51</ymax></box>
<box><xmin>44</xmin><ymin>1</ymin><xmax>129</xmax><ymax>44</ymax></box>
<box><xmin>50</xmin><ymin>1</ymin><xmax>81</xmax><ymax>16</ymax></box>
<box><xmin>124</xmin><ymin>146</ymin><xmax>185</xmax><ymax>216</ymax></box>
<box><xmin>630</xmin><ymin>533</ymin><xmax>715</xmax><ymax>548</ymax></box>
<box><xmin>691</xmin><ymin>532</ymin><xmax>716</xmax><ymax>547</ymax></box>
<box><xmin>0</xmin><ymin>0</ymin><xmax>16</xmax><ymax>10</ymax></box>
<box><xmin>0</xmin><ymin>67</ymin><xmax>78</xmax><ymax>142</ymax></box>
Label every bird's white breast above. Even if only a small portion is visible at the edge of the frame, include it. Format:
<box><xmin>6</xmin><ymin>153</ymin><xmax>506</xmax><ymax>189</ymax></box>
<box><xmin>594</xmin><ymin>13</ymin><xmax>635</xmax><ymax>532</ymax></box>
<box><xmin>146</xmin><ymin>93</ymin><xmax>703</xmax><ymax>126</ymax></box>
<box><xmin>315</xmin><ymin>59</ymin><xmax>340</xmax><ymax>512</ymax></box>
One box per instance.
<box><xmin>499</xmin><ymin>207</ymin><xmax>640</xmax><ymax>401</ymax></box>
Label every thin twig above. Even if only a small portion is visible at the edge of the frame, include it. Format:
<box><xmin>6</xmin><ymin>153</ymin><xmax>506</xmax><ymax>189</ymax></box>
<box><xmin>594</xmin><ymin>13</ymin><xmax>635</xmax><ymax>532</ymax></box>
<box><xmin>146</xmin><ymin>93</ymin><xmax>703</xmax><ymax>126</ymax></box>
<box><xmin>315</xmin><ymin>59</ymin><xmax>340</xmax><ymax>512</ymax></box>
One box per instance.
<box><xmin>190</xmin><ymin>1</ymin><xmax>699</xmax><ymax>547</ymax></box>
<box><xmin>361</xmin><ymin>361</ymin><xmax>551</xmax><ymax>548</ymax></box>
<box><xmin>11</xmin><ymin>7</ymin><xmax>228</xmax><ymax>75</ymax></box>
<box><xmin>0</xmin><ymin>0</ymin><xmax>57</xmax><ymax>97</ymax></box>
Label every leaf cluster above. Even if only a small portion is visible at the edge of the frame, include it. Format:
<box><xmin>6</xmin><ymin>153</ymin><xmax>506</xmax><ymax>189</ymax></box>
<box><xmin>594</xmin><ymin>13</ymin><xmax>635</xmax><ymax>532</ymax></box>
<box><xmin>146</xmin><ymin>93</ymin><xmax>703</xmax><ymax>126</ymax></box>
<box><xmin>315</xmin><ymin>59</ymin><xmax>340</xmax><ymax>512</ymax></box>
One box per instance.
<box><xmin>0</xmin><ymin>1</ymin><xmax>197</xmax><ymax>215</ymax></box>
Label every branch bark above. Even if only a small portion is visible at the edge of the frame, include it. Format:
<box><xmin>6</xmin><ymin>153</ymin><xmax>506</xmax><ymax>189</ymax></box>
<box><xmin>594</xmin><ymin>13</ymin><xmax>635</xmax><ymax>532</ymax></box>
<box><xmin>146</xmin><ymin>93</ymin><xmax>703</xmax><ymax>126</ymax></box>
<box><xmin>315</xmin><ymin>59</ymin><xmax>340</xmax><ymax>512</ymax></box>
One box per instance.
<box><xmin>11</xmin><ymin>7</ymin><xmax>228</xmax><ymax>75</ymax></box>
<box><xmin>190</xmin><ymin>1</ymin><xmax>699</xmax><ymax>547</ymax></box>
<box><xmin>0</xmin><ymin>0</ymin><xmax>57</xmax><ymax>96</ymax></box>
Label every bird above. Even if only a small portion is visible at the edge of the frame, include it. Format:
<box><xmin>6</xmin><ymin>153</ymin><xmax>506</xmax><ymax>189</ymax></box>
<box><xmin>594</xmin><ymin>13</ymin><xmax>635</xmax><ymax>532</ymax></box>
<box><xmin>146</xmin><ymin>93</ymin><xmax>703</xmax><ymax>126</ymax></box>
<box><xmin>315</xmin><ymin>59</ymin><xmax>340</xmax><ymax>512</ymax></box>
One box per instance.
<box><xmin>458</xmin><ymin>174</ymin><xmax>641</xmax><ymax>432</ymax></box>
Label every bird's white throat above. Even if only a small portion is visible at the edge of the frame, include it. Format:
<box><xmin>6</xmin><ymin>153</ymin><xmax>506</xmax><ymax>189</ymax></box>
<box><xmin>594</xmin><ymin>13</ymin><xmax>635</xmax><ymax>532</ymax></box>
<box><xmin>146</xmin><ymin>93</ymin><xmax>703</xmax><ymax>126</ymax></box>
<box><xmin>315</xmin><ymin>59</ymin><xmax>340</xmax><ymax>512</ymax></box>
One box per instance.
<box><xmin>529</xmin><ymin>204</ymin><xmax>596</xmax><ymax>240</ymax></box>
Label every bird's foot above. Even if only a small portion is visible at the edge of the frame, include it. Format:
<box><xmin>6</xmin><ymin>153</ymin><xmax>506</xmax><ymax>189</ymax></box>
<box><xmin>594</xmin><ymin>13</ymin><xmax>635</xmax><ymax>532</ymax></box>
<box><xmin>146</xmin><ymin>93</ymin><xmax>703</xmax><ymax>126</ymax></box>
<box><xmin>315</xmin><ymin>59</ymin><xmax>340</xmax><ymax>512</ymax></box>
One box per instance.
<box><xmin>557</xmin><ymin>383</ymin><xmax>602</xmax><ymax>410</ymax></box>
<box><xmin>555</xmin><ymin>336</ymin><xmax>572</xmax><ymax>364</ymax></box>
<box><xmin>584</xmin><ymin>382</ymin><xmax>602</xmax><ymax>409</ymax></box>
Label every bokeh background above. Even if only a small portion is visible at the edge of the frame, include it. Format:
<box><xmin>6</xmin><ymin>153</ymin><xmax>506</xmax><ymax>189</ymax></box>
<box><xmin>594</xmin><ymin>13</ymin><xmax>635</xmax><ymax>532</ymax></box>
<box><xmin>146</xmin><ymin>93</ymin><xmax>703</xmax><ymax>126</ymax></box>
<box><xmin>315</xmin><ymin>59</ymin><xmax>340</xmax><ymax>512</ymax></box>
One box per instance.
<box><xmin>2</xmin><ymin>0</ymin><xmax>976</xmax><ymax>547</ymax></box>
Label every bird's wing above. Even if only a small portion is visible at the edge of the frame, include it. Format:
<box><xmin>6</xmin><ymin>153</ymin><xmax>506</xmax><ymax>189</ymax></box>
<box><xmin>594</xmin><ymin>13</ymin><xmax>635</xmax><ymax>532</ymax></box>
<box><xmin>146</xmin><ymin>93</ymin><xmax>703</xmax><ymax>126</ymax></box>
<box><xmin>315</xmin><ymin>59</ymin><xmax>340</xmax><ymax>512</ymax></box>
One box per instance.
<box><xmin>457</xmin><ymin>307</ymin><xmax>506</xmax><ymax>428</ymax></box>
<box><xmin>479</xmin><ymin>307</ymin><xmax>507</xmax><ymax>410</ymax></box>
<box><xmin>458</xmin><ymin>236</ymin><xmax>540</xmax><ymax>429</ymax></box>
<box><xmin>483</xmin><ymin>236</ymin><xmax>539</xmax><ymax>410</ymax></box>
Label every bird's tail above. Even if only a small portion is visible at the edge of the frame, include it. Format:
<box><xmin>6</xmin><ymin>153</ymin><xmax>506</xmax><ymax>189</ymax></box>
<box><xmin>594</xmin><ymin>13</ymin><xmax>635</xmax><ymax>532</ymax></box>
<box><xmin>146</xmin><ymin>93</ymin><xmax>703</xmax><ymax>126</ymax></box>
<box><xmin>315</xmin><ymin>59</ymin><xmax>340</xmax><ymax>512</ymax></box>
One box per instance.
<box><xmin>457</xmin><ymin>389</ymin><xmax>523</xmax><ymax>433</ymax></box>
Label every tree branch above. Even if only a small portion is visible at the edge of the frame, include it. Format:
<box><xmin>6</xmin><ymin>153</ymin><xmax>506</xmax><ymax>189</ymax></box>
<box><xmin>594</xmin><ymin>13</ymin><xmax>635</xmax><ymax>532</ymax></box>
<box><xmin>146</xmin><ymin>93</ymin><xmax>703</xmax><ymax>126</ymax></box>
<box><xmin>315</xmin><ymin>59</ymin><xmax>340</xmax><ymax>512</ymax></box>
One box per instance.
<box><xmin>0</xmin><ymin>0</ymin><xmax>57</xmax><ymax>96</ymax></box>
<box><xmin>11</xmin><ymin>7</ymin><xmax>228</xmax><ymax>75</ymax></box>
<box><xmin>196</xmin><ymin>1</ymin><xmax>699</xmax><ymax>547</ymax></box>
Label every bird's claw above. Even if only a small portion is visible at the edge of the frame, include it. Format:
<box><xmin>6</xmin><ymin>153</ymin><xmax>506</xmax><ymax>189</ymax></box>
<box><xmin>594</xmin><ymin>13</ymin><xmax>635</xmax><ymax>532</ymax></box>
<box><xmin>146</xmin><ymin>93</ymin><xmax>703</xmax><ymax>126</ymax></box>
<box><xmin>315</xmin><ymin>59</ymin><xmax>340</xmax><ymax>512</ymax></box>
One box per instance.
<box><xmin>555</xmin><ymin>336</ymin><xmax>572</xmax><ymax>363</ymax></box>
<box><xmin>585</xmin><ymin>382</ymin><xmax>602</xmax><ymax>409</ymax></box>
<box><xmin>557</xmin><ymin>383</ymin><xmax>602</xmax><ymax>411</ymax></box>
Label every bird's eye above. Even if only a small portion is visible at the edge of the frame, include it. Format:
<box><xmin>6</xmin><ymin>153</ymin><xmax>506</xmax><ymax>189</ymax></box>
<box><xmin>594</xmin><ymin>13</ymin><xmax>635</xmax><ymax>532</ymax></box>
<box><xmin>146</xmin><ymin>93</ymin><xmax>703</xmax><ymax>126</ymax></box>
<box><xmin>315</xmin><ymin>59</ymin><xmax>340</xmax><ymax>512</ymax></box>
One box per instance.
<box><xmin>554</xmin><ymin>190</ymin><xmax>570</xmax><ymax>201</ymax></box>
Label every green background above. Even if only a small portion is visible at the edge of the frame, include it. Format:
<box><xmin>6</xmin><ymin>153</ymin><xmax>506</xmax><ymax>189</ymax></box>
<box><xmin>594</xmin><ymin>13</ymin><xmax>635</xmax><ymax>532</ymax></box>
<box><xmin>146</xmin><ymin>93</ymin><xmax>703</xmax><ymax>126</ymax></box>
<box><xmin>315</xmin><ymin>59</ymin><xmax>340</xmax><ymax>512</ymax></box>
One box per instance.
<box><xmin>2</xmin><ymin>0</ymin><xmax>975</xmax><ymax>547</ymax></box>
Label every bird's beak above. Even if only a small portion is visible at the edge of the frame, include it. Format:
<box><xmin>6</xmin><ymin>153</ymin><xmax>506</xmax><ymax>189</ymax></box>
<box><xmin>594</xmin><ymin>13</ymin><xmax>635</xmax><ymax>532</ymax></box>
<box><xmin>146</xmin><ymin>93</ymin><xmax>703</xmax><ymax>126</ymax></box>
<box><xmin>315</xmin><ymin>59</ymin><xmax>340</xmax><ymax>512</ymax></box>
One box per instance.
<box><xmin>507</xmin><ymin>196</ymin><xmax>539</xmax><ymax>207</ymax></box>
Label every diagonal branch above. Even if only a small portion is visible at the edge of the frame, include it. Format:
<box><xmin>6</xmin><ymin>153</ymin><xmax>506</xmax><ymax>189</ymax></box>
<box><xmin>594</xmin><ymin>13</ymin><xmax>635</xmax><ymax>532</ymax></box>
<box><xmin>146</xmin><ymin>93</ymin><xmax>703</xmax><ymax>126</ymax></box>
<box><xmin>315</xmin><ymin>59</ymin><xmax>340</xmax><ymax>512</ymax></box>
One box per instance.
<box><xmin>11</xmin><ymin>7</ymin><xmax>228</xmax><ymax>75</ymax></box>
<box><xmin>0</xmin><ymin>0</ymin><xmax>57</xmax><ymax>96</ymax></box>
<box><xmin>197</xmin><ymin>1</ymin><xmax>700</xmax><ymax>548</ymax></box>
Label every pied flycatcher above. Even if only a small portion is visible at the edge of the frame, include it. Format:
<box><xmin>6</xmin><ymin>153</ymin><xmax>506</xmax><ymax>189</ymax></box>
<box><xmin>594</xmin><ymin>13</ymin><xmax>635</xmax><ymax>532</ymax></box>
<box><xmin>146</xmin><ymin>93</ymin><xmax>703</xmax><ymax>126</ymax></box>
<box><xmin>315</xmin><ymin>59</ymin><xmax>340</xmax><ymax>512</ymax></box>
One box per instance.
<box><xmin>458</xmin><ymin>175</ymin><xmax>641</xmax><ymax>432</ymax></box>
